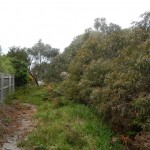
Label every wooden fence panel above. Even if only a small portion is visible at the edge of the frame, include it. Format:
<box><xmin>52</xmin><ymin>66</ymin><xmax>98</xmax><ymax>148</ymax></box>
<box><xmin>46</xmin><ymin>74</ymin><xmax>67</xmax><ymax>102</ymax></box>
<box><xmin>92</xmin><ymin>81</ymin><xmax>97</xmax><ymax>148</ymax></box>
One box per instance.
<box><xmin>0</xmin><ymin>73</ymin><xmax>14</xmax><ymax>103</ymax></box>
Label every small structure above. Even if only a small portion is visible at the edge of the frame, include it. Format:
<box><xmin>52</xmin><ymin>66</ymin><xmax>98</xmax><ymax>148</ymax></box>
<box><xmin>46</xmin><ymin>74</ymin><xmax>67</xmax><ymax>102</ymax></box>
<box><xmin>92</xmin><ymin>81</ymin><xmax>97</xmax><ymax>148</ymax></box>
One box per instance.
<box><xmin>0</xmin><ymin>72</ymin><xmax>14</xmax><ymax>103</ymax></box>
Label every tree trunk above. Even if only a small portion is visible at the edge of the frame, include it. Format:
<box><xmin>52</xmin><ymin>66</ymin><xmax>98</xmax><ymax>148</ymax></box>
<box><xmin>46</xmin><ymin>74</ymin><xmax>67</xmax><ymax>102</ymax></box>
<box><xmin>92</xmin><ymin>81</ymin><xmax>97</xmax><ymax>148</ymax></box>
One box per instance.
<box><xmin>29</xmin><ymin>71</ymin><xmax>39</xmax><ymax>86</ymax></box>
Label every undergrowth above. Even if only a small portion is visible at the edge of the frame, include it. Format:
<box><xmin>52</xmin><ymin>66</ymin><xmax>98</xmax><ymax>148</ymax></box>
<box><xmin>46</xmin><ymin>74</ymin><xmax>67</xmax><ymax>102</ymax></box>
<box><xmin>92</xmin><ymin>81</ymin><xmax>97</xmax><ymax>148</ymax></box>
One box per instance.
<box><xmin>6</xmin><ymin>85</ymin><xmax>123</xmax><ymax>150</ymax></box>
<box><xmin>5</xmin><ymin>85</ymin><xmax>46</xmax><ymax>106</ymax></box>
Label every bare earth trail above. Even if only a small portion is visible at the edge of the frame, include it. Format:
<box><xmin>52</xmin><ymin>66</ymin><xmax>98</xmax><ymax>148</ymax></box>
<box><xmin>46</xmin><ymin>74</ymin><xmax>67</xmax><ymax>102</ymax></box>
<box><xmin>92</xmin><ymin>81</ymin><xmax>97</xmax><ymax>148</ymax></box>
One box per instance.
<box><xmin>0</xmin><ymin>102</ymin><xmax>36</xmax><ymax>150</ymax></box>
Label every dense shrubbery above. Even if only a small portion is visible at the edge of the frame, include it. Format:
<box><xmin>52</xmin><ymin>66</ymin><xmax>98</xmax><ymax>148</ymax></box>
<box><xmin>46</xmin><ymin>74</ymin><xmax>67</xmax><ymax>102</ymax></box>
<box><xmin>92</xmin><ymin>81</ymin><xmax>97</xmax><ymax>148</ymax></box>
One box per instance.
<box><xmin>11</xmin><ymin>59</ymin><xmax>28</xmax><ymax>87</ymax></box>
<box><xmin>7</xmin><ymin>47</ymin><xmax>28</xmax><ymax>86</ymax></box>
<box><xmin>59</xmin><ymin>12</ymin><xmax>150</xmax><ymax>136</ymax></box>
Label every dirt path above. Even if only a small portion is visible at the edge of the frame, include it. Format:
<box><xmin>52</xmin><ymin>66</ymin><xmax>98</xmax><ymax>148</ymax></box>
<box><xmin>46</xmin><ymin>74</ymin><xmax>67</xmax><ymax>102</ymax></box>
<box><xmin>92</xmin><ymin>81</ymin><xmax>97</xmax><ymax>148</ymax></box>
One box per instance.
<box><xmin>0</xmin><ymin>102</ymin><xmax>36</xmax><ymax>150</ymax></box>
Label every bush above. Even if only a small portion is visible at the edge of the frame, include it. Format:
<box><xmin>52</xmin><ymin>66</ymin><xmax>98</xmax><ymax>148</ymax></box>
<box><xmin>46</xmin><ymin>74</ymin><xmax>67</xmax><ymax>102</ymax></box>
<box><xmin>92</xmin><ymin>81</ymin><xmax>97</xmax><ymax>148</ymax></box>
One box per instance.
<box><xmin>61</xmin><ymin>18</ymin><xmax>150</xmax><ymax>137</ymax></box>
<box><xmin>12</xmin><ymin>59</ymin><xmax>28</xmax><ymax>87</ymax></box>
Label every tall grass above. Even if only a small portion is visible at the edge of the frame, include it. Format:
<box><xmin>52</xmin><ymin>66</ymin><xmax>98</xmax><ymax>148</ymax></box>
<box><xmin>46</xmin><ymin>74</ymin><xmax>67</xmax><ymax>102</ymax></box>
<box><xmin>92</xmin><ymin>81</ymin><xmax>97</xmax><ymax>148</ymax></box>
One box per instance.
<box><xmin>6</xmin><ymin>85</ymin><xmax>46</xmax><ymax>106</ymax></box>
<box><xmin>7</xmin><ymin>85</ymin><xmax>123</xmax><ymax>150</ymax></box>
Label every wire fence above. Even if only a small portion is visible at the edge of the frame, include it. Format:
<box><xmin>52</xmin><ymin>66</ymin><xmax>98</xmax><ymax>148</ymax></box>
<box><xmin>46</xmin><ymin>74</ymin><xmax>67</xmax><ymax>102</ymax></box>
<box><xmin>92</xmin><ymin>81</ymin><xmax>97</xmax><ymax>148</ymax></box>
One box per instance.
<box><xmin>0</xmin><ymin>72</ymin><xmax>14</xmax><ymax>103</ymax></box>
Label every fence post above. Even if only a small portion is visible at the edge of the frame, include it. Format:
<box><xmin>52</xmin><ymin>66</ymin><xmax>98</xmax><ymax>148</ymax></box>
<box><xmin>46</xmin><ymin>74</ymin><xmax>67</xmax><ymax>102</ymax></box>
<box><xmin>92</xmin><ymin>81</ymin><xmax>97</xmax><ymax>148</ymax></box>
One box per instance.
<box><xmin>0</xmin><ymin>73</ymin><xmax>4</xmax><ymax>103</ymax></box>
<box><xmin>12</xmin><ymin>75</ymin><xmax>15</xmax><ymax>93</ymax></box>
<box><xmin>9</xmin><ymin>75</ymin><xmax>12</xmax><ymax>93</ymax></box>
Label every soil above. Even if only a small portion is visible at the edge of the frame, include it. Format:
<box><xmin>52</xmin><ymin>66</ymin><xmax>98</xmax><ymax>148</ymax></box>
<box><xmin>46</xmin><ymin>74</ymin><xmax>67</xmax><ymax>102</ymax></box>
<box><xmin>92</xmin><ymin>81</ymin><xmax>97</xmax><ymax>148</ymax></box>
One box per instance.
<box><xmin>0</xmin><ymin>101</ymin><xmax>36</xmax><ymax>150</ymax></box>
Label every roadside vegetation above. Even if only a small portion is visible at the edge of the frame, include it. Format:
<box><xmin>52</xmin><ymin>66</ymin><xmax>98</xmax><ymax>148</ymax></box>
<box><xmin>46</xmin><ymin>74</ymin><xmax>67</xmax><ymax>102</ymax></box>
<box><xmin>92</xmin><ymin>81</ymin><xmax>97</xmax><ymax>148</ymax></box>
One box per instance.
<box><xmin>6</xmin><ymin>85</ymin><xmax>123</xmax><ymax>150</ymax></box>
<box><xmin>0</xmin><ymin>11</ymin><xmax>150</xmax><ymax>149</ymax></box>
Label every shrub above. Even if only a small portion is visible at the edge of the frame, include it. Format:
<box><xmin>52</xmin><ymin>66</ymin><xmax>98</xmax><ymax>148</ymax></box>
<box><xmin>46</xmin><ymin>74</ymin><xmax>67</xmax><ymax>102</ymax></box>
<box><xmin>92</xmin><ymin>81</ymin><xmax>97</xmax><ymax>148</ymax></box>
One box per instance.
<box><xmin>62</xmin><ymin>13</ymin><xmax>150</xmax><ymax>141</ymax></box>
<box><xmin>12</xmin><ymin>59</ymin><xmax>28</xmax><ymax>87</ymax></box>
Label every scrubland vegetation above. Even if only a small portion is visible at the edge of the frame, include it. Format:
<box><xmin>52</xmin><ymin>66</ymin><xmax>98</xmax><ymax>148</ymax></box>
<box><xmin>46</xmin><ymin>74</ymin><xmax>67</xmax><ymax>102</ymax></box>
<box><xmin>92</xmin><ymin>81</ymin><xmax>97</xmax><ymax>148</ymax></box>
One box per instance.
<box><xmin>54</xmin><ymin>12</ymin><xmax>150</xmax><ymax>142</ymax></box>
<box><xmin>1</xmin><ymin>11</ymin><xmax>150</xmax><ymax>149</ymax></box>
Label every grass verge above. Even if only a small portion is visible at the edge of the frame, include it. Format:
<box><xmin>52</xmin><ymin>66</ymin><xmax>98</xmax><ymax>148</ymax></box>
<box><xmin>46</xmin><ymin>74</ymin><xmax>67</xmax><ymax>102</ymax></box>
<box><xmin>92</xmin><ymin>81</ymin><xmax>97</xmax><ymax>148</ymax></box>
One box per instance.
<box><xmin>6</xmin><ymin>84</ymin><xmax>123</xmax><ymax>150</ymax></box>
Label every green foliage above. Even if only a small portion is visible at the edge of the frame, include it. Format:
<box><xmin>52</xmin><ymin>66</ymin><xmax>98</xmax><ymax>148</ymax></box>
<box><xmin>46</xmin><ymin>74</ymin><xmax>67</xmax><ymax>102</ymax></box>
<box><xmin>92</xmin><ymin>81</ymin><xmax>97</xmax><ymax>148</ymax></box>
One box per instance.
<box><xmin>15</xmin><ymin>85</ymin><xmax>123</xmax><ymax>150</ymax></box>
<box><xmin>7</xmin><ymin>46</ymin><xmax>29</xmax><ymax>63</ymax></box>
<box><xmin>2</xmin><ymin>11</ymin><xmax>150</xmax><ymax>147</ymax></box>
<box><xmin>61</xmin><ymin>80</ymin><xmax>81</xmax><ymax>101</ymax></box>
<box><xmin>0</xmin><ymin>55</ymin><xmax>15</xmax><ymax>74</ymax></box>
<box><xmin>0</xmin><ymin>46</ymin><xmax>14</xmax><ymax>74</ymax></box>
<box><xmin>132</xmin><ymin>11</ymin><xmax>150</xmax><ymax>31</ymax></box>
<box><xmin>11</xmin><ymin>59</ymin><xmax>28</xmax><ymax>87</ymax></box>
<box><xmin>7</xmin><ymin>47</ymin><xmax>28</xmax><ymax>86</ymax></box>
<box><xmin>6</xmin><ymin>85</ymin><xmax>45</xmax><ymax>106</ymax></box>
<box><xmin>84</xmin><ymin>59</ymin><xmax>110</xmax><ymax>86</ymax></box>
<box><xmin>132</xmin><ymin>95</ymin><xmax>150</xmax><ymax>131</ymax></box>
<box><xmin>28</xmin><ymin>39</ymin><xmax>59</xmax><ymax>84</ymax></box>
<box><xmin>94</xmin><ymin>18</ymin><xmax>121</xmax><ymax>34</ymax></box>
<box><xmin>61</xmin><ymin>11</ymin><xmax>150</xmax><ymax>136</ymax></box>
<box><xmin>45</xmin><ymin>32</ymin><xmax>92</xmax><ymax>83</ymax></box>
<box><xmin>45</xmin><ymin>54</ymin><xmax>68</xmax><ymax>82</ymax></box>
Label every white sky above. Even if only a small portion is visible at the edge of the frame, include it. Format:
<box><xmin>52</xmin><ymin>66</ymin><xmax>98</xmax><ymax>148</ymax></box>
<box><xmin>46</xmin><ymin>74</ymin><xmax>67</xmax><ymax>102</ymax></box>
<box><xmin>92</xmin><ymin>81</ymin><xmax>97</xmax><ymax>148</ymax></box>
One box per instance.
<box><xmin>0</xmin><ymin>0</ymin><xmax>149</xmax><ymax>53</ymax></box>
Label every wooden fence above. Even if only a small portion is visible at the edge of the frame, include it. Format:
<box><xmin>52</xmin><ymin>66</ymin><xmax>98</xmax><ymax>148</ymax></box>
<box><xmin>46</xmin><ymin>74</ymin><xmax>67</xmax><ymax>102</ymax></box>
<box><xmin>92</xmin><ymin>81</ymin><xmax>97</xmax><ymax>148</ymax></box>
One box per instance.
<box><xmin>0</xmin><ymin>73</ymin><xmax>14</xmax><ymax>103</ymax></box>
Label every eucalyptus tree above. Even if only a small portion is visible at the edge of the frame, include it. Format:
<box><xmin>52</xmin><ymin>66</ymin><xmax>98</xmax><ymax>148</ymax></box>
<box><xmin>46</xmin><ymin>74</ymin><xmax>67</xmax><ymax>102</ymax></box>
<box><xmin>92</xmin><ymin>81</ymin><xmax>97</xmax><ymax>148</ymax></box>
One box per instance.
<box><xmin>28</xmin><ymin>39</ymin><xmax>59</xmax><ymax>86</ymax></box>
<box><xmin>94</xmin><ymin>18</ymin><xmax>121</xmax><ymax>34</ymax></box>
<box><xmin>132</xmin><ymin>11</ymin><xmax>150</xmax><ymax>31</ymax></box>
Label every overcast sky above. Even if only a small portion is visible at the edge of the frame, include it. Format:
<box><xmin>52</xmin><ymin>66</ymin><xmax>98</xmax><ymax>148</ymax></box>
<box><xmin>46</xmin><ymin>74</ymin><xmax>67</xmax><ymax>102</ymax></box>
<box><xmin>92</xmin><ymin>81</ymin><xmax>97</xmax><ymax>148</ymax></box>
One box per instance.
<box><xmin>0</xmin><ymin>0</ymin><xmax>149</xmax><ymax>53</ymax></box>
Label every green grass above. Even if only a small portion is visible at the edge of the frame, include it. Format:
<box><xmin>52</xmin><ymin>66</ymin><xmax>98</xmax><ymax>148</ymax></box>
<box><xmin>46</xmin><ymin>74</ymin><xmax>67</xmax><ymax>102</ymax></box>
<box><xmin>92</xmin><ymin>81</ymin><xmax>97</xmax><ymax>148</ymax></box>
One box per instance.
<box><xmin>7</xmin><ymin>85</ymin><xmax>123</xmax><ymax>150</ymax></box>
<box><xmin>6</xmin><ymin>85</ymin><xmax>46</xmax><ymax>106</ymax></box>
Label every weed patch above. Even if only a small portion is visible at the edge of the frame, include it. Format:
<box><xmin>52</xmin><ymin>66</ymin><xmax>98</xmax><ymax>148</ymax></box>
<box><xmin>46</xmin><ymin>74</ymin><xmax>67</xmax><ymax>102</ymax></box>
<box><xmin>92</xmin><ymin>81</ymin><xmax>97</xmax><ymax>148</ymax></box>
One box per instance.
<box><xmin>5</xmin><ymin>85</ymin><xmax>123</xmax><ymax>149</ymax></box>
<box><xmin>16</xmin><ymin>85</ymin><xmax>123</xmax><ymax>150</ymax></box>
